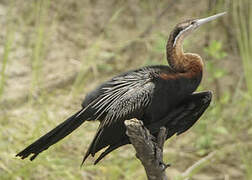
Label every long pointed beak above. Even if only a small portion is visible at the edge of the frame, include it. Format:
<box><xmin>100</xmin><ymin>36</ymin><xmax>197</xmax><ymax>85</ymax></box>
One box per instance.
<box><xmin>195</xmin><ymin>12</ymin><xmax>227</xmax><ymax>27</ymax></box>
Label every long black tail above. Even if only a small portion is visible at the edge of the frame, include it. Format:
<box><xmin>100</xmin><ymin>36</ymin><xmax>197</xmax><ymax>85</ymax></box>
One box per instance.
<box><xmin>16</xmin><ymin>110</ymin><xmax>86</xmax><ymax>161</ymax></box>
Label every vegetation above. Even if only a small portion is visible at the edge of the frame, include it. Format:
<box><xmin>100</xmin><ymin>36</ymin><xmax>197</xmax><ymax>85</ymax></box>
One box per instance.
<box><xmin>0</xmin><ymin>0</ymin><xmax>251</xmax><ymax>179</ymax></box>
<box><xmin>232</xmin><ymin>0</ymin><xmax>252</xmax><ymax>97</ymax></box>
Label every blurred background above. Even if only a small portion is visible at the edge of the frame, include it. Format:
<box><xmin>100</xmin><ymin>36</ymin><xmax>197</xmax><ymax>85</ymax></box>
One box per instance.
<box><xmin>0</xmin><ymin>0</ymin><xmax>251</xmax><ymax>179</ymax></box>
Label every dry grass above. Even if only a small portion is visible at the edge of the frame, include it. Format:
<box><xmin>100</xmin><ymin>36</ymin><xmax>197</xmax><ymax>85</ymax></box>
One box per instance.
<box><xmin>0</xmin><ymin>0</ymin><xmax>251</xmax><ymax>179</ymax></box>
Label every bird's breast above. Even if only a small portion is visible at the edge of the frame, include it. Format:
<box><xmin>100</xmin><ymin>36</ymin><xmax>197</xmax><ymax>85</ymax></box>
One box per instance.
<box><xmin>145</xmin><ymin>71</ymin><xmax>202</xmax><ymax>124</ymax></box>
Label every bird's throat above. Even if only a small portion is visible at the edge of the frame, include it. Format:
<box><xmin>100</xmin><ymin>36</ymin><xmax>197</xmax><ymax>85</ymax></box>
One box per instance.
<box><xmin>166</xmin><ymin>35</ymin><xmax>203</xmax><ymax>75</ymax></box>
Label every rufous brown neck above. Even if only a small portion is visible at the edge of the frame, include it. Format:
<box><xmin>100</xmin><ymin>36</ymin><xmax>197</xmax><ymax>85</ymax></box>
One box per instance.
<box><xmin>166</xmin><ymin>32</ymin><xmax>203</xmax><ymax>75</ymax></box>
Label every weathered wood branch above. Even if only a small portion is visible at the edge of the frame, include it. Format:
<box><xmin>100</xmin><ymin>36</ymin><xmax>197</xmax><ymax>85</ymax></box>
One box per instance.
<box><xmin>125</xmin><ymin>119</ymin><xmax>170</xmax><ymax>180</ymax></box>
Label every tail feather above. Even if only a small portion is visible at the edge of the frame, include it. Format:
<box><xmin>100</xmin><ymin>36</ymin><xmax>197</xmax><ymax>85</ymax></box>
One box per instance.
<box><xmin>16</xmin><ymin>110</ymin><xmax>86</xmax><ymax>160</ymax></box>
<box><xmin>81</xmin><ymin>121</ymin><xmax>126</xmax><ymax>165</ymax></box>
<box><xmin>94</xmin><ymin>139</ymin><xmax>129</xmax><ymax>165</ymax></box>
<box><xmin>81</xmin><ymin>126</ymin><xmax>103</xmax><ymax>165</ymax></box>
<box><xmin>16</xmin><ymin>91</ymin><xmax>212</xmax><ymax>164</ymax></box>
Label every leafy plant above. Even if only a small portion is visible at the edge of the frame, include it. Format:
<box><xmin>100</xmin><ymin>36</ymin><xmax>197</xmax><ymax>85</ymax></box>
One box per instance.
<box><xmin>204</xmin><ymin>40</ymin><xmax>227</xmax><ymax>83</ymax></box>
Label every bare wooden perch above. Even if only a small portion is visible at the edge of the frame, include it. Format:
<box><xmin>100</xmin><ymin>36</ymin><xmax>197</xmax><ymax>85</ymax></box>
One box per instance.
<box><xmin>125</xmin><ymin>119</ymin><xmax>170</xmax><ymax>180</ymax></box>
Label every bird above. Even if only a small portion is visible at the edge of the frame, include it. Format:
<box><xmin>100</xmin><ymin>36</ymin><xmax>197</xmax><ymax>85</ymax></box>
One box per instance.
<box><xmin>16</xmin><ymin>12</ymin><xmax>225</xmax><ymax>165</ymax></box>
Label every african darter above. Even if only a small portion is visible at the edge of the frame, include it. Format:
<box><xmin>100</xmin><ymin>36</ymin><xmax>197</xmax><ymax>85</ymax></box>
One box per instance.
<box><xmin>16</xmin><ymin>12</ymin><xmax>226</xmax><ymax>165</ymax></box>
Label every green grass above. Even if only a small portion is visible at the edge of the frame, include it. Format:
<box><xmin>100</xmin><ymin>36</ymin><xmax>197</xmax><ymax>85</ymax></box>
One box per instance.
<box><xmin>0</xmin><ymin>2</ymin><xmax>14</xmax><ymax>99</ymax></box>
<box><xmin>30</xmin><ymin>0</ymin><xmax>51</xmax><ymax>97</ymax></box>
<box><xmin>230</xmin><ymin>2</ymin><xmax>252</xmax><ymax>177</ymax></box>
<box><xmin>232</xmin><ymin>0</ymin><xmax>252</xmax><ymax>97</ymax></box>
<box><xmin>0</xmin><ymin>28</ymin><xmax>13</xmax><ymax>98</ymax></box>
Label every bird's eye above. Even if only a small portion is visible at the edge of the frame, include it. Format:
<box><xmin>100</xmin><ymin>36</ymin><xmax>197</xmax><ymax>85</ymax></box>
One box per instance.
<box><xmin>191</xmin><ymin>21</ymin><xmax>196</xmax><ymax>25</ymax></box>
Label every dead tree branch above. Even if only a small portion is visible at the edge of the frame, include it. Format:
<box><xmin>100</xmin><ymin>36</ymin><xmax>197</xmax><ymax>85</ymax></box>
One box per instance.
<box><xmin>125</xmin><ymin>119</ymin><xmax>170</xmax><ymax>180</ymax></box>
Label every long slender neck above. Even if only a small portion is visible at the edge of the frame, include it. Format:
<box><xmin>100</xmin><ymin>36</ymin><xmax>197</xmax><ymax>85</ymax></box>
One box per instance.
<box><xmin>166</xmin><ymin>33</ymin><xmax>203</xmax><ymax>75</ymax></box>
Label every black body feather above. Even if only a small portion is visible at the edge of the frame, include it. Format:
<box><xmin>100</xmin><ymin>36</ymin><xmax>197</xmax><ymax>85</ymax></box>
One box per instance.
<box><xmin>16</xmin><ymin>65</ymin><xmax>208</xmax><ymax>164</ymax></box>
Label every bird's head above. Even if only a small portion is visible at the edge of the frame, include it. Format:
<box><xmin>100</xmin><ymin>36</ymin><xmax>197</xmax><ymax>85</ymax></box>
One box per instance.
<box><xmin>171</xmin><ymin>12</ymin><xmax>226</xmax><ymax>47</ymax></box>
